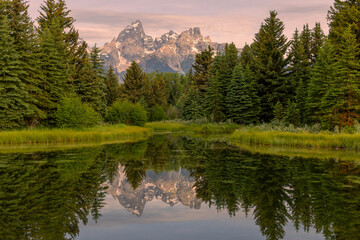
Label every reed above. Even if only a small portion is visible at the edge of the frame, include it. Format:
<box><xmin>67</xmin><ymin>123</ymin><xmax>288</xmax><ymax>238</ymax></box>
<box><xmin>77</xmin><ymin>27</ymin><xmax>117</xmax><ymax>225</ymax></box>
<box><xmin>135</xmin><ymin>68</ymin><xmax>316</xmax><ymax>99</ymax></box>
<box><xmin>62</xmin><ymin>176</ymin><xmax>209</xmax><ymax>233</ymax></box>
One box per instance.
<box><xmin>0</xmin><ymin>124</ymin><xmax>152</xmax><ymax>145</ymax></box>
<box><xmin>231</xmin><ymin>128</ymin><xmax>360</xmax><ymax>150</ymax></box>
<box><xmin>145</xmin><ymin>121</ymin><xmax>239</xmax><ymax>134</ymax></box>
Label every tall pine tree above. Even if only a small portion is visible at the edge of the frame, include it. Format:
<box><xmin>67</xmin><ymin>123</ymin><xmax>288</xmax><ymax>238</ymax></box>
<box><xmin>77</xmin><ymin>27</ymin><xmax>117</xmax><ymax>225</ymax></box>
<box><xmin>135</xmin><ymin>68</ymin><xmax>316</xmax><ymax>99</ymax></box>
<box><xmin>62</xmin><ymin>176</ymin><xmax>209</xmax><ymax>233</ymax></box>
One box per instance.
<box><xmin>0</xmin><ymin>16</ymin><xmax>33</xmax><ymax>129</ymax></box>
<box><xmin>252</xmin><ymin>11</ymin><xmax>289</xmax><ymax>121</ymax></box>
<box><xmin>226</xmin><ymin>64</ymin><xmax>260</xmax><ymax>124</ymax></box>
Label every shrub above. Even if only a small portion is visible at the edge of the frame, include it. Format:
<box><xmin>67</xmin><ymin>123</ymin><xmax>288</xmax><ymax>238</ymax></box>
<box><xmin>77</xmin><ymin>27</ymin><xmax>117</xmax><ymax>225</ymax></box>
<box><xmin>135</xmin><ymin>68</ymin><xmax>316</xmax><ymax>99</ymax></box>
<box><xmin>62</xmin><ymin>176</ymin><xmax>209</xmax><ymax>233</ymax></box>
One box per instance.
<box><xmin>150</xmin><ymin>105</ymin><xmax>168</xmax><ymax>121</ymax></box>
<box><xmin>106</xmin><ymin>100</ymin><xmax>147</xmax><ymax>126</ymax></box>
<box><xmin>55</xmin><ymin>97</ymin><xmax>101</xmax><ymax>128</ymax></box>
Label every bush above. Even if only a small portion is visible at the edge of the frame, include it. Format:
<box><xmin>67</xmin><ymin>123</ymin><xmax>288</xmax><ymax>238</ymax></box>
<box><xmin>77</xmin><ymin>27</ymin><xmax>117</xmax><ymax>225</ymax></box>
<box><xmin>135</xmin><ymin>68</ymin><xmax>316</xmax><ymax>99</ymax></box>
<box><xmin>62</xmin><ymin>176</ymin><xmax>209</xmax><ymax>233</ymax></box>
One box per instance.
<box><xmin>55</xmin><ymin>97</ymin><xmax>101</xmax><ymax>128</ymax></box>
<box><xmin>150</xmin><ymin>105</ymin><xmax>168</xmax><ymax>121</ymax></box>
<box><xmin>106</xmin><ymin>100</ymin><xmax>147</xmax><ymax>126</ymax></box>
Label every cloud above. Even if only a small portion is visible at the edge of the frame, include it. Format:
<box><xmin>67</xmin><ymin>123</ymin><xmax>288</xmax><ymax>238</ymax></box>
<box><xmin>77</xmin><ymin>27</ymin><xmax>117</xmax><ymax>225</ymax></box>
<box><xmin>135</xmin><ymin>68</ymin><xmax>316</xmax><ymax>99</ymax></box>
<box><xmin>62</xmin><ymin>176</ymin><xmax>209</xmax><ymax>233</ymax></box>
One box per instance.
<box><xmin>27</xmin><ymin>0</ymin><xmax>333</xmax><ymax>47</ymax></box>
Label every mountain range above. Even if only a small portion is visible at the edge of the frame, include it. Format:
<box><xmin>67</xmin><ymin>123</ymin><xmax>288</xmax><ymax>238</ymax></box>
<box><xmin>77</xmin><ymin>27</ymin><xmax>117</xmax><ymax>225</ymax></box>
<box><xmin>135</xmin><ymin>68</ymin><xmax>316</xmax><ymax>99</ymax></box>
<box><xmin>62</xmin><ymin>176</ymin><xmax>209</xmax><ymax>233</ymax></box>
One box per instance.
<box><xmin>100</xmin><ymin>20</ymin><xmax>226</xmax><ymax>78</ymax></box>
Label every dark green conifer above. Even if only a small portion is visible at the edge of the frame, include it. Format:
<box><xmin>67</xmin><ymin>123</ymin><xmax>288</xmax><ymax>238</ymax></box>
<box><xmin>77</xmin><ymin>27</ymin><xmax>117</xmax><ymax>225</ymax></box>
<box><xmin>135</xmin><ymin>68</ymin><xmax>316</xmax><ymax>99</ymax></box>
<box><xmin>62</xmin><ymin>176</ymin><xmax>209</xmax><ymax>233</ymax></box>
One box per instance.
<box><xmin>310</xmin><ymin>23</ymin><xmax>325</xmax><ymax>62</ymax></box>
<box><xmin>226</xmin><ymin>64</ymin><xmax>260</xmax><ymax>124</ymax></box>
<box><xmin>205</xmin><ymin>72</ymin><xmax>225</xmax><ymax>122</ymax></box>
<box><xmin>191</xmin><ymin>46</ymin><xmax>214</xmax><ymax>93</ymax></box>
<box><xmin>120</xmin><ymin>61</ymin><xmax>148</xmax><ymax>103</ymax></box>
<box><xmin>0</xmin><ymin>16</ymin><xmax>33</xmax><ymax>129</ymax></box>
<box><xmin>307</xmin><ymin>40</ymin><xmax>339</xmax><ymax>124</ymax></box>
<box><xmin>252</xmin><ymin>11</ymin><xmax>289</xmax><ymax>121</ymax></box>
<box><xmin>104</xmin><ymin>66</ymin><xmax>120</xmax><ymax>107</ymax></box>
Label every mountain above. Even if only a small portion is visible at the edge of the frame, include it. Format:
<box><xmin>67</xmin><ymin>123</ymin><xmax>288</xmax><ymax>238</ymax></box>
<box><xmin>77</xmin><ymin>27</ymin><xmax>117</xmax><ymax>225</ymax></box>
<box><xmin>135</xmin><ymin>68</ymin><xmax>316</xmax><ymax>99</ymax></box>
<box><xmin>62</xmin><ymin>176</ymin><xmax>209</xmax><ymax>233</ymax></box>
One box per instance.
<box><xmin>100</xmin><ymin>20</ymin><xmax>225</xmax><ymax>78</ymax></box>
<box><xmin>105</xmin><ymin>166</ymin><xmax>202</xmax><ymax>216</ymax></box>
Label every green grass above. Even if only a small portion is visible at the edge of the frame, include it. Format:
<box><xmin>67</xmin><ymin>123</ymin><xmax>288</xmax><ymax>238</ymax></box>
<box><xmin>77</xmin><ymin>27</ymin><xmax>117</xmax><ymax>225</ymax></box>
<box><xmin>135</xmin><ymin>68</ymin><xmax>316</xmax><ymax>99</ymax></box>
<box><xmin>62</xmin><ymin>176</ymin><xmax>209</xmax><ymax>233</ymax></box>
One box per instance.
<box><xmin>145</xmin><ymin>121</ymin><xmax>239</xmax><ymax>134</ymax></box>
<box><xmin>231</xmin><ymin>142</ymin><xmax>360</xmax><ymax>162</ymax></box>
<box><xmin>231</xmin><ymin>127</ymin><xmax>360</xmax><ymax>150</ymax></box>
<box><xmin>0</xmin><ymin>124</ymin><xmax>152</xmax><ymax>145</ymax></box>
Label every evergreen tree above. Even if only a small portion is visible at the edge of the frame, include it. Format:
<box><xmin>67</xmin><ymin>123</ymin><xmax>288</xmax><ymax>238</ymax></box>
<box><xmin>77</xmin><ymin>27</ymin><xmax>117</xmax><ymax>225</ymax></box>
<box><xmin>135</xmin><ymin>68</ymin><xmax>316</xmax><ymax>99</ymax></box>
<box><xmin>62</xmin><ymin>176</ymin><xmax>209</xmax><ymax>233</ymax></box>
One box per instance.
<box><xmin>283</xmin><ymin>100</ymin><xmax>300</xmax><ymax>126</ymax></box>
<box><xmin>300</xmin><ymin>24</ymin><xmax>312</xmax><ymax>60</ymax></box>
<box><xmin>181</xmin><ymin>87</ymin><xmax>204</xmax><ymax>120</ymax></box>
<box><xmin>328</xmin><ymin>0</ymin><xmax>360</xmax><ymax>46</ymax></box>
<box><xmin>226</xmin><ymin>64</ymin><xmax>260</xmax><ymax>124</ymax></box>
<box><xmin>152</xmin><ymin>77</ymin><xmax>168</xmax><ymax>109</ymax></box>
<box><xmin>89</xmin><ymin>45</ymin><xmax>107</xmax><ymax>114</ymax></box>
<box><xmin>205</xmin><ymin>72</ymin><xmax>225</xmax><ymax>122</ymax></box>
<box><xmin>37</xmin><ymin>0</ymin><xmax>85</xmax><ymax>80</ymax></box>
<box><xmin>38</xmin><ymin>20</ymin><xmax>70</xmax><ymax>120</ymax></box>
<box><xmin>3</xmin><ymin>0</ymin><xmax>45</xmax><ymax>123</ymax></box>
<box><xmin>104</xmin><ymin>66</ymin><xmax>120</xmax><ymax>107</ymax></box>
<box><xmin>288</xmin><ymin>29</ymin><xmax>312</xmax><ymax>123</ymax></box>
<box><xmin>273</xmin><ymin>101</ymin><xmax>284</xmax><ymax>121</ymax></box>
<box><xmin>75</xmin><ymin>55</ymin><xmax>106</xmax><ymax>115</ymax></box>
<box><xmin>307</xmin><ymin>40</ymin><xmax>339</xmax><ymax>124</ymax></box>
<box><xmin>239</xmin><ymin>43</ymin><xmax>254</xmax><ymax>69</ymax></box>
<box><xmin>310</xmin><ymin>23</ymin><xmax>325</xmax><ymax>62</ymax></box>
<box><xmin>191</xmin><ymin>46</ymin><xmax>214</xmax><ymax>93</ymax></box>
<box><xmin>321</xmin><ymin>27</ymin><xmax>360</xmax><ymax>128</ymax></box>
<box><xmin>252</xmin><ymin>11</ymin><xmax>289</xmax><ymax>121</ymax></box>
<box><xmin>120</xmin><ymin>61</ymin><xmax>149</xmax><ymax>103</ymax></box>
<box><xmin>0</xmin><ymin>16</ymin><xmax>33</xmax><ymax>129</ymax></box>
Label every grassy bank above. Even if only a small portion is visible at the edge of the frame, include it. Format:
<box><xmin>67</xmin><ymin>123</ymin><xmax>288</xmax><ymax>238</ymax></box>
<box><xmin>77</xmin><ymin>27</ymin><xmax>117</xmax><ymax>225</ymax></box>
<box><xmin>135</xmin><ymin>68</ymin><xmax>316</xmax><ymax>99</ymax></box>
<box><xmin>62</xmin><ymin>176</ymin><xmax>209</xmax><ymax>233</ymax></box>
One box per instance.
<box><xmin>145</xmin><ymin>121</ymin><xmax>239</xmax><ymax>134</ymax></box>
<box><xmin>231</xmin><ymin>127</ymin><xmax>360</xmax><ymax>150</ymax></box>
<box><xmin>0</xmin><ymin>124</ymin><xmax>152</xmax><ymax>145</ymax></box>
<box><xmin>231</xmin><ymin>142</ymin><xmax>360</xmax><ymax>162</ymax></box>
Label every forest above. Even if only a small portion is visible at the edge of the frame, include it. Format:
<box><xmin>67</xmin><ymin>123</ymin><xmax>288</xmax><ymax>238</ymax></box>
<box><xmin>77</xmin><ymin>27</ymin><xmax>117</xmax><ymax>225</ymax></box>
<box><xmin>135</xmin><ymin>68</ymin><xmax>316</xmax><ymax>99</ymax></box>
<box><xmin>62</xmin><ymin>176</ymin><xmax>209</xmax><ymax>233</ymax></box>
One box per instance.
<box><xmin>1</xmin><ymin>0</ymin><xmax>360</xmax><ymax>131</ymax></box>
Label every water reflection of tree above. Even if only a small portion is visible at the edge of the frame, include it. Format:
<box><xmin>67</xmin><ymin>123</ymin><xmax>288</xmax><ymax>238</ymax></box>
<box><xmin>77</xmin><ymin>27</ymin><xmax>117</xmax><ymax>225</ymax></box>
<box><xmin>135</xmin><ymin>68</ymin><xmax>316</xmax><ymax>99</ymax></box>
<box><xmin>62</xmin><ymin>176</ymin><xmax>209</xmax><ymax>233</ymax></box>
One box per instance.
<box><xmin>179</xmin><ymin>136</ymin><xmax>360</xmax><ymax>240</ymax></box>
<box><xmin>1</xmin><ymin>135</ymin><xmax>360</xmax><ymax>240</ymax></box>
<box><xmin>0</xmin><ymin>147</ymin><xmax>114</xmax><ymax>240</ymax></box>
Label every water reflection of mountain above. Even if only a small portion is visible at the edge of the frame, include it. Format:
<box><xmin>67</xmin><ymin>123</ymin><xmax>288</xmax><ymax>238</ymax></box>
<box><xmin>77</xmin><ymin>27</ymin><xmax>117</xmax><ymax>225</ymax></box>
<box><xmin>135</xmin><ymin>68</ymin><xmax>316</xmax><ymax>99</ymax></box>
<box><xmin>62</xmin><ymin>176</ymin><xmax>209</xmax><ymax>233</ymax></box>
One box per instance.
<box><xmin>106</xmin><ymin>167</ymin><xmax>201</xmax><ymax>216</ymax></box>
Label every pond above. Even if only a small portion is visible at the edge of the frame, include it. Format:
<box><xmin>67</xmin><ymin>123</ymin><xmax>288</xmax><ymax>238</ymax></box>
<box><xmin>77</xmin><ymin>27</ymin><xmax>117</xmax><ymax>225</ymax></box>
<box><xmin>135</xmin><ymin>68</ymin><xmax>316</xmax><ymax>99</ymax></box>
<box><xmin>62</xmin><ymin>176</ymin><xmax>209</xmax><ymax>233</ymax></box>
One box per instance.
<box><xmin>0</xmin><ymin>134</ymin><xmax>359</xmax><ymax>240</ymax></box>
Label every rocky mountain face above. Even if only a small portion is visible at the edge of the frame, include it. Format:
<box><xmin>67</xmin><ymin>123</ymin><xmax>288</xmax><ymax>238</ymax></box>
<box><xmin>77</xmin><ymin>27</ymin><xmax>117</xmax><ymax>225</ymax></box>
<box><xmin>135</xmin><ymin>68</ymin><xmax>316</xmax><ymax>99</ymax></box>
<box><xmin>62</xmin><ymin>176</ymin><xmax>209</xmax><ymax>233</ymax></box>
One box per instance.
<box><xmin>100</xmin><ymin>20</ymin><xmax>225</xmax><ymax>78</ymax></box>
<box><xmin>105</xmin><ymin>166</ymin><xmax>202</xmax><ymax>216</ymax></box>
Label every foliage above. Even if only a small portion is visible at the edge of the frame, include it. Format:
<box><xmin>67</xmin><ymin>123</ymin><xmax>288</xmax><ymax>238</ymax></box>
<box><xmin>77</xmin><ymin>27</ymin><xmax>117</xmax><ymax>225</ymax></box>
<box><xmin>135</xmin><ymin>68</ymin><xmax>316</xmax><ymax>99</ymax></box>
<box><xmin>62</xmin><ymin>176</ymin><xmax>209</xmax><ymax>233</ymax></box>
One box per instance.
<box><xmin>150</xmin><ymin>105</ymin><xmax>168</xmax><ymax>122</ymax></box>
<box><xmin>106</xmin><ymin>100</ymin><xmax>147</xmax><ymax>126</ymax></box>
<box><xmin>0</xmin><ymin>16</ymin><xmax>33</xmax><ymax>130</ymax></box>
<box><xmin>54</xmin><ymin>97</ymin><xmax>100</xmax><ymax>128</ymax></box>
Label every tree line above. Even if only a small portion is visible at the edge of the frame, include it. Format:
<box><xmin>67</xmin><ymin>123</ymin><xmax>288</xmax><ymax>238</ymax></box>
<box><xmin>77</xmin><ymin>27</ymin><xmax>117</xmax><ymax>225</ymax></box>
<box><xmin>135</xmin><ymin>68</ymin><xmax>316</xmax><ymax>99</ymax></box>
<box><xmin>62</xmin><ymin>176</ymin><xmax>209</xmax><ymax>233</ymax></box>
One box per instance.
<box><xmin>0</xmin><ymin>0</ymin><xmax>185</xmax><ymax>129</ymax></box>
<box><xmin>178</xmin><ymin>2</ymin><xmax>360</xmax><ymax>130</ymax></box>
<box><xmin>1</xmin><ymin>0</ymin><xmax>360</xmax><ymax>130</ymax></box>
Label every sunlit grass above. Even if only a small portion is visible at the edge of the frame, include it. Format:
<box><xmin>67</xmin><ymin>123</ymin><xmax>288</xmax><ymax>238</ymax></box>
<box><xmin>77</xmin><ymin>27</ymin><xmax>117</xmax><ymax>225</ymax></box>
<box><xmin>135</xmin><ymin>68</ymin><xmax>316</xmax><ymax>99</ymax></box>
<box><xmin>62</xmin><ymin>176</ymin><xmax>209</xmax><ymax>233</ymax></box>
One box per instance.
<box><xmin>0</xmin><ymin>124</ymin><xmax>152</xmax><ymax>145</ymax></box>
<box><xmin>231</xmin><ymin>142</ymin><xmax>360</xmax><ymax>162</ymax></box>
<box><xmin>145</xmin><ymin>121</ymin><xmax>239</xmax><ymax>134</ymax></box>
<box><xmin>231</xmin><ymin>127</ymin><xmax>360</xmax><ymax>150</ymax></box>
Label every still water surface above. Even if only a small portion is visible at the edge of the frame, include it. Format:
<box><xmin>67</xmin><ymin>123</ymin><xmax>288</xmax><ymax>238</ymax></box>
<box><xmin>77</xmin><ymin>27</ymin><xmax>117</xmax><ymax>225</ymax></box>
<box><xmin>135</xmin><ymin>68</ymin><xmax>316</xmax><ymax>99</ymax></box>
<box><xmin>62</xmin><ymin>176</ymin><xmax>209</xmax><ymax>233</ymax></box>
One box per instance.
<box><xmin>1</xmin><ymin>135</ymin><xmax>359</xmax><ymax>240</ymax></box>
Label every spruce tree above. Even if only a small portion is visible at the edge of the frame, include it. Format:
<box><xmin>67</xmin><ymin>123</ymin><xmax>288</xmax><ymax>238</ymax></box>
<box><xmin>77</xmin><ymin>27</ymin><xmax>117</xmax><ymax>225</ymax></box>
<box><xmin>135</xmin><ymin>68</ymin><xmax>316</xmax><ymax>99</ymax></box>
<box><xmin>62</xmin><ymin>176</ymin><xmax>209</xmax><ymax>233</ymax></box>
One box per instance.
<box><xmin>226</xmin><ymin>64</ymin><xmax>260</xmax><ymax>124</ymax></box>
<box><xmin>252</xmin><ymin>11</ymin><xmax>289</xmax><ymax>121</ymax></box>
<box><xmin>0</xmin><ymin>16</ymin><xmax>33</xmax><ymax>129</ymax></box>
<box><xmin>120</xmin><ymin>61</ymin><xmax>148</xmax><ymax>103</ymax></box>
<box><xmin>283</xmin><ymin>100</ymin><xmax>300</xmax><ymax>126</ymax></box>
<box><xmin>205</xmin><ymin>72</ymin><xmax>225</xmax><ymax>122</ymax></box>
<box><xmin>273</xmin><ymin>101</ymin><xmax>284</xmax><ymax>122</ymax></box>
<box><xmin>104</xmin><ymin>66</ymin><xmax>120</xmax><ymax>107</ymax></box>
<box><xmin>321</xmin><ymin>27</ymin><xmax>360</xmax><ymax>127</ymax></box>
<box><xmin>300</xmin><ymin>24</ymin><xmax>312</xmax><ymax>60</ymax></box>
<box><xmin>89</xmin><ymin>45</ymin><xmax>107</xmax><ymax>114</ymax></box>
<box><xmin>288</xmin><ymin>29</ymin><xmax>312</xmax><ymax>123</ymax></box>
<box><xmin>181</xmin><ymin>87</ymin><xmax>204</xmax><ymax>121</ymax></box>
<box><xmin>3</xmin><ymin>0</ymin><xmax>45</xmax><ymax>123</ymax></box>
<box><xmin>191</xmin><ymin>46</ymin><xmax>214</xmax><ymax>93</ymax></box>
<box><xmin>307</xmin><ymin>40</ymin><xmax>339</xmax><ymax>124</ymax></box>
<box><xmin>239</xmin><ymin>44</ymin><xmax>254</xmax><ymax>69</ymax></box>
<box><xmin>310</xmin><ymin>23</ymin><xmax>325</xmax><ymax>62</ymax></box>
<box><xmin>38</xmin><ymin>20</ymin><xmax>70</xmax><ymax>120</ymax></box>
<box><xmin>75</xmin><ymin>55</ymin><xmax>106</xmax><ymax>115</ymax></box>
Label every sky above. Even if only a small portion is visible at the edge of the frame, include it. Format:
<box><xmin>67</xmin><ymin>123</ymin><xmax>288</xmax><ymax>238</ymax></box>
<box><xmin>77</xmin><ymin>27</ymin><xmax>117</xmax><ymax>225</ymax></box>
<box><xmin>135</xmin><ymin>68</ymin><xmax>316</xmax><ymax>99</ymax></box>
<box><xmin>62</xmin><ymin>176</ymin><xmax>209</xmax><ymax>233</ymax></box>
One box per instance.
<box><xmin>27</xmin><ymin>0</ymin><xmax>335</xmax><ymax>47</ymax></box>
